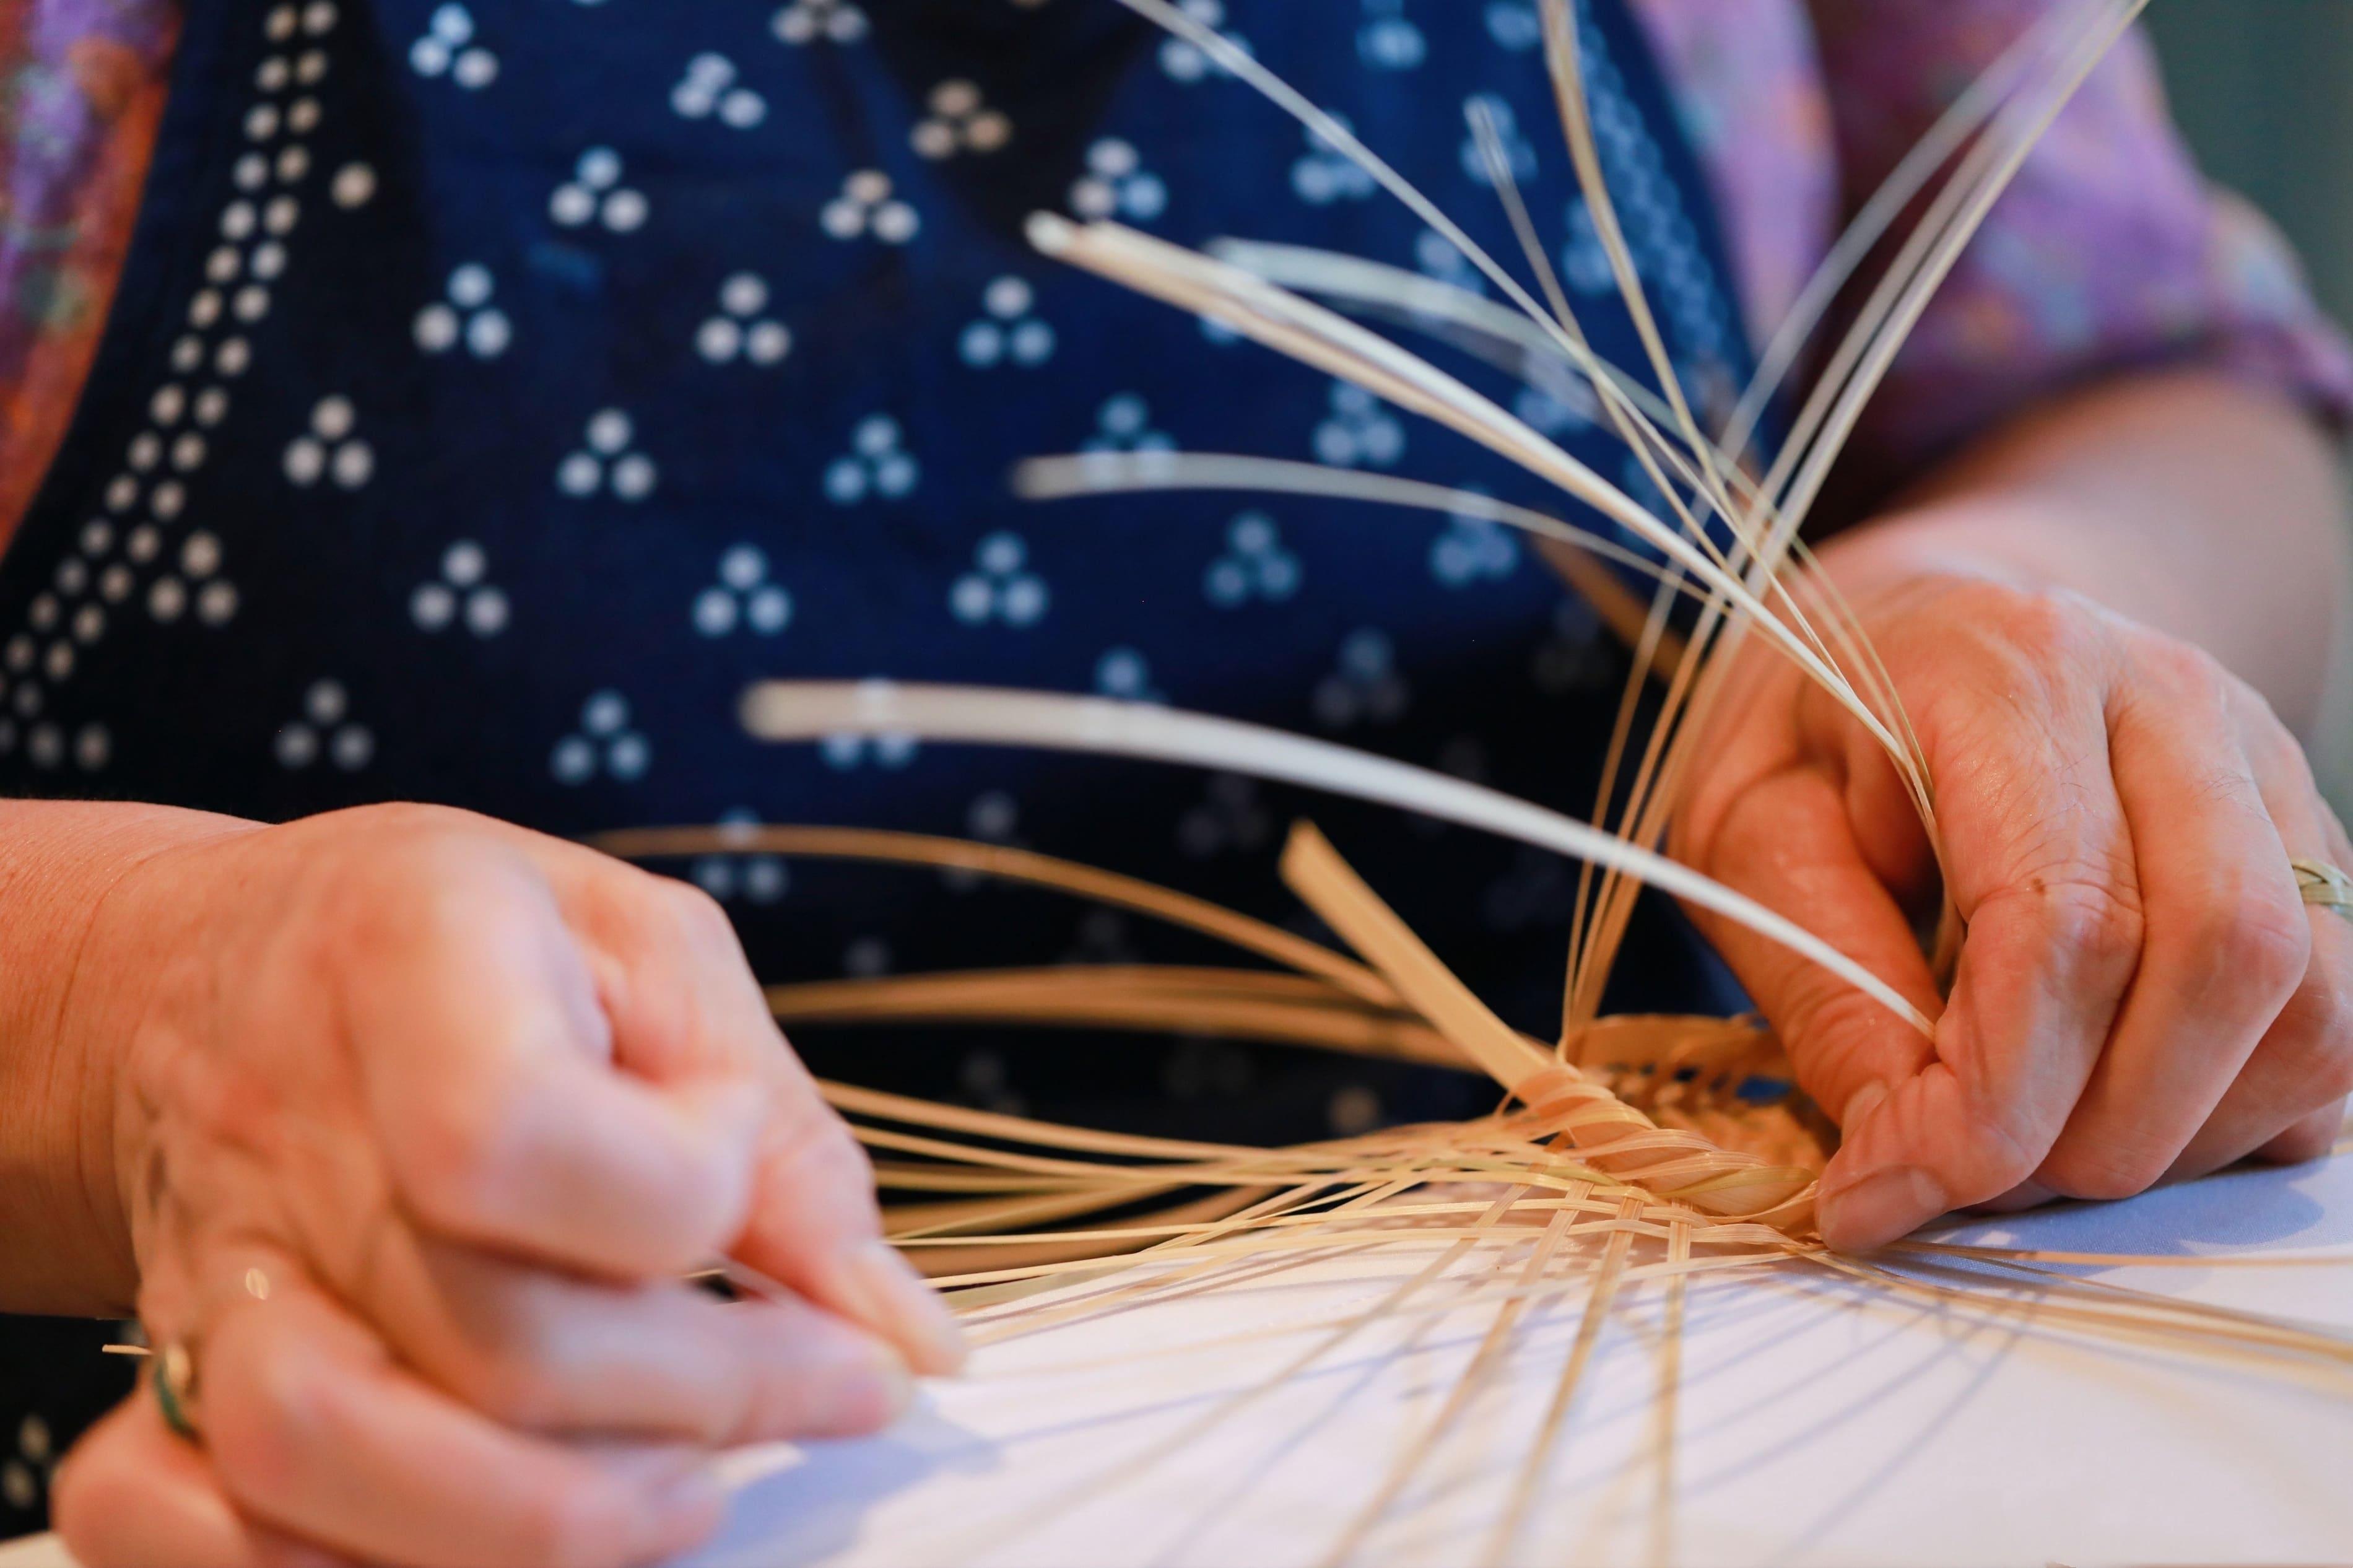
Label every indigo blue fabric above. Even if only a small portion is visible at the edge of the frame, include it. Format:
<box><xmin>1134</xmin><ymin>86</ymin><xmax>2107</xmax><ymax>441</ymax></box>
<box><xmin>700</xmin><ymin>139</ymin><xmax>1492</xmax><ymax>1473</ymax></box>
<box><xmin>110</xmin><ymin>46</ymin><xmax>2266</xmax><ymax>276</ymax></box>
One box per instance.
<box><xmin>4</xmin><ymin>0</ymin><xmax>1769</xmax><ymax>1130</ymax></box>
<box><xmin>9</xmin><ymin>0</ymin><xmax>1755</xmax><ymax>1134</ymax></box>
<box><xmin>0</xmin><ymin>1</ymin><xmax>1766</xmax><ymax>1527</ymax></box>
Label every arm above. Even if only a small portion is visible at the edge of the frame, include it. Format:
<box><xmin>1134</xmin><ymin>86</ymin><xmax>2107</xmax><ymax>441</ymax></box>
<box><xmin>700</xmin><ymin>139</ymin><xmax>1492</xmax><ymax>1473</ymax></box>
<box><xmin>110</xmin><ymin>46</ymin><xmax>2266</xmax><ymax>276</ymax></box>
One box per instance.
<box><xmin>1679</xmin><ymin>374</ymin><xmax>2353</xmax><ymax>1248</ymax></box>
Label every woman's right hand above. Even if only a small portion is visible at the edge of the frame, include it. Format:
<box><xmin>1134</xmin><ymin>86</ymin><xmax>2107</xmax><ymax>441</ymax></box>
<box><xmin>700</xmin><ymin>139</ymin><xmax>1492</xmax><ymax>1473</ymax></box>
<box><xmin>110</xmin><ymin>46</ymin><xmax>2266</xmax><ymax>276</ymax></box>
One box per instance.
<box><xmin>47</xmin><ymin>802</ymin><xmax>962</xmax><ymax>1567</ymax></box>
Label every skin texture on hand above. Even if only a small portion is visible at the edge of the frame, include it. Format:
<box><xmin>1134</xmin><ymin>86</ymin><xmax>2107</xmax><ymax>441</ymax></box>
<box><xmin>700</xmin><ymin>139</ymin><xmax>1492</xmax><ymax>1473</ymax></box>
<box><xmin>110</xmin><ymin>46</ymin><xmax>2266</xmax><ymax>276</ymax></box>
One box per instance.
<box><xmin>38</xmin><ymin>803</ymin><xmax>965</xmax><ymax>1568</ymax></box>
<box><xmin>1674</xmin><ymin>373</ymin><xmax>2353</xmax><ymax>1252</ymax></box>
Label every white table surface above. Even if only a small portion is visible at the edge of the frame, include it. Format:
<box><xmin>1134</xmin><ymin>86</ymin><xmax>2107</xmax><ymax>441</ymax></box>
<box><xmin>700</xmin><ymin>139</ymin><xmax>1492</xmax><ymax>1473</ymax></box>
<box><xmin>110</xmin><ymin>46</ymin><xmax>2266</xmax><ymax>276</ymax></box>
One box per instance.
<box><xmin>11</xmin><ymin>1152</ymin><xmax>2351</xmax><ymax>1568</ymax></box>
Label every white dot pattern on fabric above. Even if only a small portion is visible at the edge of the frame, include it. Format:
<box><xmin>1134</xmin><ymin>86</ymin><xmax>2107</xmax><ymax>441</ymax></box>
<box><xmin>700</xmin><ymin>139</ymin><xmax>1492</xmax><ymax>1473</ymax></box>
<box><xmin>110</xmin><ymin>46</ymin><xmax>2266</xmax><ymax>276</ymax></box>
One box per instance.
<box><xmin>1081</xmin><ymin>392</ymin><xmax>1174</xmax><ymax>455</ymax></box>
<box><xmin>1204</xmin><ymin>512</ymin><xmax>1301</xmax><ymax>608</ymax></box>
<box><xmin>694</xmin><ymin>812</ymin><xmax>791</xmax><ymax>904</ymax></box>
<box><xmin>557</xmin><ymin>409</ymin><xmax>658</xmax><ymax>501</ymax></box>
<box><xmin>820</xmin><ymin>170</ymin><xmax>919</xmax><ymax>244</ymax></box>
<box><xmin>550</xmin><ymin>147</ymin><xmax>649</xmax><ymax>233</ymax></box>
<box><xmin>697</xmin><ymin>274</ymin><xmax>791</xmax><ymax>365</ymax></box>
<box><xmin>1312</xmin><ymin>381</ymin><xmax>1405</xmax><ymax>469</ymax></box>
<box><xmin>1177</xmin><ymin>773</ymin><xmax>1271</xmax><ymax>859</ymax></box>
<box><xmin>410</xmin><ymin>5</ymin><xmax>498</xmax><ymax>89</ymax></box>
<box><xmin>673</xmin><ymin>53</ymin><xmax>767</xmax><ymax>128</ymax></box>
<box><xmin>1485</xmin><ymin>1</ymin><xmax>1542</xmax><ymax>51</ymax></box>
<box><xmin>1156</xmin><ymin>0</ymin><xmax>1250</xmax><ymax>84</ymax></box>
<box><xmin>1430</xmin><ymin>500</ymin><xmax>1521</xmax><ymax>588</ymax></box>
<box><xmin>411</xmin><ymin>541</ymin><xmax>510</xmax><ymax>637</ymax></box>
<box><xmin>1292</xmin><ymin>115</ymin><xmax>1376</xmax><ymax>205</ymax></box>
<box><xmin>773</xmin><ymin>0</ymin><xmax>868</xmax><ymax>46</ymax></box>
<box><xmin>1069</xmin><ymin>138</ymin><xmax>1166</xmax><ymax>223</ymax></box>
<box><xmin>1094</xmin><ymin>646</ymin><xmax>1162</xmax><ymax>702</ymax></box>
<box><xmin>911</xmin><ymin>79</ymin><xmax>1011</xmax><ymax>159</ymax></box>
<box><xmin>284</xmin><ymin>396</ymin><xmax>374</xmax><ymax>489</ymax></box>
<box><xmin>275</xmin><ymin>679</ymin><xmax>374</xmax><ymax>771</ymax></box>
<box><xmin>415</xmin><ymin>264</ymin><xmax>513</xmax><ymax>359</ymax></box>
<box><xmin>823</xmin><ymin>416</ymin><xmax>918</xmax><ymax>505</ymax></box>
<box><xmin>551</xmin><ymin>689</ymin><xmax>651</xmax><ymax>785</ymax></box>
<box><xmin>1461</xmin><ymin>93</ymin><xmax>1536</xmax><ymax>186</ymax></box>
<box><xmin>949</xmin><ymin>533</ymin><xmax>1049</xmax><ymax>628</ymax></box>
<box><xmin>1312</xmin><ymin>628</ymin><xmax>1411</xmax><ymax>729</ymax></box>
<box><xmin>1358</xmin><ymin>0</ymin><xmax>1426</xmax><ymax>71</ymax></box>
<box><xmin>693</xmin><ymin>546</ymin><xmax>793</xmax><ymax>637</ymax></box>
<box><xmin>960</xmin><ymin>276</ymin><xmax>1055</xmax><ymax>368</ymax></box>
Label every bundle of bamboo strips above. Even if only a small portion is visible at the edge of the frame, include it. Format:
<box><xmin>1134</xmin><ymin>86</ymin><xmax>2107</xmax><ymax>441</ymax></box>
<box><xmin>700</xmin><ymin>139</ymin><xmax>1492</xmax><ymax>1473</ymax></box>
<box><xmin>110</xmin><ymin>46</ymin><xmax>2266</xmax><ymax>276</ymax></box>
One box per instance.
<box><xmin>603</xmin><ymin>1</ymin><xmax>2353</xmax><ymax>1556</ymax></box>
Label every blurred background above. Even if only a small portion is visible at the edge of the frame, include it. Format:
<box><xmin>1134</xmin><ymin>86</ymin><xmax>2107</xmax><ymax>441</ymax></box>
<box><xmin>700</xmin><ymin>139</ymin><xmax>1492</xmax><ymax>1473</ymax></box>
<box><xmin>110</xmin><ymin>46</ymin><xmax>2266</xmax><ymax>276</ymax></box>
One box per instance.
<box><xmin>2145</xmin><ymin>2</ymin><xmax>2353</xmax><ymax>801</ymax></box>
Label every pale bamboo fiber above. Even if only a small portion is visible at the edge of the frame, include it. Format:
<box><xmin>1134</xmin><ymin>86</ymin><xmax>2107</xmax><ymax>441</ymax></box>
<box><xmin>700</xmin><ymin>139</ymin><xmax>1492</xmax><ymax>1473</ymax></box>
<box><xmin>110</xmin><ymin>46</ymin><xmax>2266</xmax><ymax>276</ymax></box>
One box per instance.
<box><xmin>598</xmin><ymin>4</ymin><xmax>2353</xmax><ymax>1561</ymax></box>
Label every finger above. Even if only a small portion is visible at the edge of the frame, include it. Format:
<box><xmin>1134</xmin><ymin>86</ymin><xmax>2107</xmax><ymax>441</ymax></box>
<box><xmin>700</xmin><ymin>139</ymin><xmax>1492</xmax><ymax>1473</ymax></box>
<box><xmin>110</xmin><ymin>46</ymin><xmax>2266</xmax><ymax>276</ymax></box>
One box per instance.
<box><xmin>2035</xmin><ymin>655</ymin><xmax>2308</xmax><ymax>1198</ymax></box>
<box><xmin>54</xmin><ymin>1394</ymin><xmax>342</xmax><ymax>1568</ymax></box>
<box><xmin>549</xmin><ymin>855</ymin><xmax>781</xmax><ymax>1085</ymax></box>
<box><xmin>2256</xmin><ymin>1099</ymin><xmax>2347</xmax><ymax>1164</ymax></box>
<box><xmin>570</xmin><ymin>856</ymin><xmax>966</xmax><ymax>1375</ymax></box>
<box><xmin>1820</xmin><ymin>625</ymin><xmax>2143</xmax><ymax>1249</ymax></box>
<box><xmin>1684</xmin><ymin>764</ymin><xmax>1943</xmax><ymax>1141</ymax></box>
<box><xmin>2164</xmin><ymin>915</ymin><xmax>2350</xmax><ymax>1178</ymax></box>
<box><xmin>734</xmin><ymin>1058</ymin><xmax>969</xmax><ymax>1376</ymax></box>
<box><xmin>369</xmin><ymin>1234</ymin><xmax>913</xmax><ymax>1442</ymax></box>
<box><xmin>203</xmin><ymin>1278</ymin><xmax>726</xmax><ymax>1568</ymax></box>
<box><xmin>2161</xmin><ymin>713</ymin><xmax>2353</xmax><ymax>1178</ymax></box>
<box><xmin>341</xmin><ymin>841</ymin><xmax>766</xmax><ymax>1279</ymax></box>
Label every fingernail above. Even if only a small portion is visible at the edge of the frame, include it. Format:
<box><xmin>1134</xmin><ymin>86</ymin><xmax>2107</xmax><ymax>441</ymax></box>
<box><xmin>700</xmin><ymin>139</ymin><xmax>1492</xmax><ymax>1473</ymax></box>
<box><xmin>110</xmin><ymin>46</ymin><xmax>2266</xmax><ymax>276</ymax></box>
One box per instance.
<box><xmin>1840</xmin><ymin>1078</ymin><xmax>1889</xmax><ymax>1133</ymax></box>
<box><xmin>830</xmin><ymin>1239</ymin><xmax>968</xmax><ymax>1377</ymax></box>
<box><xmin>639</xmin><ymin>1463</ymin><xmax>727</xmax><ymax>1561</ymax></box>
<box><xmin>811</xmin><ymin>1335</ymin><xmax>916</xmax><ymax>1433</ymax></box>
<box><xmin>1818</xmin><ymin>1165</ymin><xmax>1946</xmax><ymax>1253</ymax></box>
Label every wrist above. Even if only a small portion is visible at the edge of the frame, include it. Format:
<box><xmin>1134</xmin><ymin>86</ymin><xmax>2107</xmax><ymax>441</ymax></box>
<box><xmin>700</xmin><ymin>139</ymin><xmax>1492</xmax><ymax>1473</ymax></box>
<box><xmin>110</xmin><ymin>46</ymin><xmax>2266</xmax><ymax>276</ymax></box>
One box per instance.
<box><xmin>0</xmin><ymin>804</ymin><xmax>258</xmax><ymax>1313</ymax></box>
<box><xmin>1817</xmin><ymin>499</ymin><xmax>2095</xmax><ymax>601</ymax></box>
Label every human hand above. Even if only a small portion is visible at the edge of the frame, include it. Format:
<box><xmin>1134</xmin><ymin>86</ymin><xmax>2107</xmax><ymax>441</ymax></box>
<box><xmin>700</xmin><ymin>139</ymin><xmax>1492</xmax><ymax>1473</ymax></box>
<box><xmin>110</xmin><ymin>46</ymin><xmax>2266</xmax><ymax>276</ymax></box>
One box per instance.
<box><xmin>50</xmin><ymin>803</ymin><xmax>962</xmax><ymax>1567</ymax></box>
<box><xmin>1676</xmin><ymin>537</ymin><xmax>2352</xmax><ymax>1252</ymax></box>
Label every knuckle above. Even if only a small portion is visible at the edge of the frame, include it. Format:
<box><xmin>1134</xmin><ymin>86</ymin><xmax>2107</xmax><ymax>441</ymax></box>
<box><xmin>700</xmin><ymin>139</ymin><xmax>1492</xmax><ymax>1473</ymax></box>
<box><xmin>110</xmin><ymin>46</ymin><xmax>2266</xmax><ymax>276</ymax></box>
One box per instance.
<box><xmin>1949</xmin><ymin>1089</ymin><xmax>2049</xmax><ymax>1199</ymax></box>
<box><xmin>298</xmin><ymin>816</ymin><xmax>524</xmax><ymax>965</ymax></box>
<box><xmin>768</xmin><ymin>1097</ymin><xmax>877</xmax><ymax>1204</ymax></box>
<box><xmin>599</xmin><ymin>870</ymin><xmax>745</xmax><ymax>982</ymax></box>
<box><xmin>206</xmin><ymin>1341</ymin><xmax>337</xmax><ymax>1508</ymax></box>
<box><xmin>2040</xmin><ymin>1141</ymin><xmax>2168</xmax><ymax>1203</ymax></box>
<box><xmin>2187</xmin><ymin>880</ymin><xmax>2310</xmax><ymax>999</ymax></box>
<box><xmin>2135</xmin><ymin>635</ymin><xmax>2230</xmax><ymax>699</ymax></box>
<box><xmin>1976</xmin><ymin>1139</ymin><xmax>2045</xmax><ymax>1200</ymax></box>
<box><xmin>2301</xmin><ymin>1023</ymin><xmax>2353</xmax><ymax>1104</ymax></box>
<box><xmin>2274</xmin><ymin>969</ymin><xmax>2353</xmax><ymax>1092</ymax></box>
<box><xmin>2304</xmin><ymin>972</ymin><xmax>2353</xmax><ymax>1053</ymax></box>
<box><xmin>2240</xmin><ymin>699</ymin><xmax>2310</xmax><ymax>781</ymax></box>
<box><xmin>630</xmin><ymin>873</ymin><xmax>746</xmax><ymax>971</ymax></box>
<box><xmin>1983</xmin><ymin>583</ymin><xmax>2091</xmax><ymax>660</ymax></box>
<box><xmin>658</xmin><ymin>875</ymin><xmax>737</xmax><ymax>944</ymax></box>
<box><xmin>2020</xmin><ymin>874</ymin><xmax>2145</xmax><ymax>976</ymax></box>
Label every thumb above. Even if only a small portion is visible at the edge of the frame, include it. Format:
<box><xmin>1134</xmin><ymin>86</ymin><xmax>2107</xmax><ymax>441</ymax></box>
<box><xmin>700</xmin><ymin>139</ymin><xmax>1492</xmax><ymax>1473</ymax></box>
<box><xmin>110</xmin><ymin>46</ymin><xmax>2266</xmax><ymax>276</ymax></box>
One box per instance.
<box><xmin>1682</xmin><ymin>766</ymin><xmax>1944</xmax><ymax>1229</ymax></box>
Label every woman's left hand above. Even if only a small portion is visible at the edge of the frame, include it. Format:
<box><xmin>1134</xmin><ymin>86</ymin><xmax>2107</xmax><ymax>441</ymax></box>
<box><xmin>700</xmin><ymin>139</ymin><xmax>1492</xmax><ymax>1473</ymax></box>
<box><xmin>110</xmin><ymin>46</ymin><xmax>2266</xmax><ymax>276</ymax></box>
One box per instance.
<box><xmin>1675</xmin><ymin>531</ymin><xmax>2353</xmax><ymax>1252</ymax></box>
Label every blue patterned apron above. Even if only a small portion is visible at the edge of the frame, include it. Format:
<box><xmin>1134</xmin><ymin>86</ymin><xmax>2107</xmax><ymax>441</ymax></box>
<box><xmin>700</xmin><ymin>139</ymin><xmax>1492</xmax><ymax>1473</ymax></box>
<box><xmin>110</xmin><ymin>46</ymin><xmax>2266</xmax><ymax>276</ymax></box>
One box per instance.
<box><xmin>0</xmin><ymin>0</ymin><xmax>1764</xmax><ymax>1522</ymax></box>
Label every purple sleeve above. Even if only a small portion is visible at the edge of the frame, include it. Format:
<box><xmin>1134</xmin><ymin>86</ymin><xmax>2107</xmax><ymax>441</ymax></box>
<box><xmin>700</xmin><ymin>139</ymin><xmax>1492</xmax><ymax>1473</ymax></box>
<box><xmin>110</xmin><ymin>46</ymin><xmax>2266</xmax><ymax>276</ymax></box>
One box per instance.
<box><xmin>1805</xmin><ymin>0</ymin><xmax>2353</xmax><ymax>473</ymax></box>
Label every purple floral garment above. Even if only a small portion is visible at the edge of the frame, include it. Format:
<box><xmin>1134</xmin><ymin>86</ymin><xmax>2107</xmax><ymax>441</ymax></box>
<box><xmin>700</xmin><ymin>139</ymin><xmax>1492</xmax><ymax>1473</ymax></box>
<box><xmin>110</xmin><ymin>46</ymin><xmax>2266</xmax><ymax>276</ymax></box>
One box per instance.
<box><xmin>0</xmin><ymin>0</ymin><xmax>2347</xmax><ymax>531</ymax></box>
